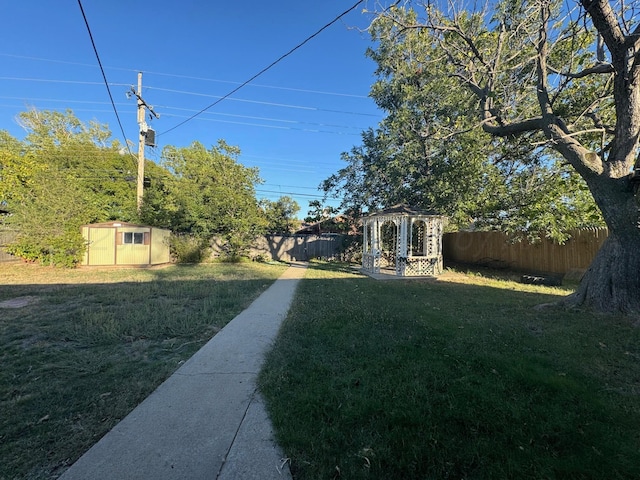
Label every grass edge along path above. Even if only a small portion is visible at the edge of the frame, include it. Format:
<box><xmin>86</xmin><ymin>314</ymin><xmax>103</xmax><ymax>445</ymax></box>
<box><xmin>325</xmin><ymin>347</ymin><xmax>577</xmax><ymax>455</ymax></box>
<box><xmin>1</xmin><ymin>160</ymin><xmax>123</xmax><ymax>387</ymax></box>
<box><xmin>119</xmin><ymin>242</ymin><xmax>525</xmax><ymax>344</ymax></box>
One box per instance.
<box><xmin>259</xmin><ymin>262</ymin><xmax>640</xmax><ymax>479</ymax></box>
<box><xmin>0</xmin><ymin>261</ymin><xmax>287</xmax><ymax>480</ymax></box>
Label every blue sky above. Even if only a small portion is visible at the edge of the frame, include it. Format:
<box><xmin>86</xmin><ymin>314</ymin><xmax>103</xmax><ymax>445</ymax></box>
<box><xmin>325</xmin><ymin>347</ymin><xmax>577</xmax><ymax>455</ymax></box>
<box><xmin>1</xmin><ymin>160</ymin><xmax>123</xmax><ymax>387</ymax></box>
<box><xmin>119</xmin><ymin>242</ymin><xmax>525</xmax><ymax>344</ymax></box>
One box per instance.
<box><xmin>0</xmin><ymin>1</ymin><xmax>383</xmax><ymax>216</ymax></box>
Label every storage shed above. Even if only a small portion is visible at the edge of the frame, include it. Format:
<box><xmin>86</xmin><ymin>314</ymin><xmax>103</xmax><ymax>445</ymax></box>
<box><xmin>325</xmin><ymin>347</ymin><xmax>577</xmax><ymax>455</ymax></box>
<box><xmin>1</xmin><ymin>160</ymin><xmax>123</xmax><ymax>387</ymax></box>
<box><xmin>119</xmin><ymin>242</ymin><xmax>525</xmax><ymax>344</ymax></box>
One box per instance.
<box><xmin>81</xmin><ymin>221</ymin><xmax>171</xmax><ymax>266</ymax></box>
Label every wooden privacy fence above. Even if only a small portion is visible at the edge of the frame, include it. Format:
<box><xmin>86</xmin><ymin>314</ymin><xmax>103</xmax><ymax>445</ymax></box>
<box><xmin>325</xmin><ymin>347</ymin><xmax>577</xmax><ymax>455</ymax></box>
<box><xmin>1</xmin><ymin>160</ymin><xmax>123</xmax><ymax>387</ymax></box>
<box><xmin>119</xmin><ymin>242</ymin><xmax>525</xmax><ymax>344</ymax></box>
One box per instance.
<box><xmin>443</xmin><ymin>228</ymin><xmax>609</xmax><ymax>275</ymax></box>
<box><xmin>0</xmin><ymin>229</ymin><xmax>18</xmax><ymax>263</ymax></box>
<box><xmin>251</xmin><ymin>234</ymin><xmax>346</xmax><ymax>262</ymax></box>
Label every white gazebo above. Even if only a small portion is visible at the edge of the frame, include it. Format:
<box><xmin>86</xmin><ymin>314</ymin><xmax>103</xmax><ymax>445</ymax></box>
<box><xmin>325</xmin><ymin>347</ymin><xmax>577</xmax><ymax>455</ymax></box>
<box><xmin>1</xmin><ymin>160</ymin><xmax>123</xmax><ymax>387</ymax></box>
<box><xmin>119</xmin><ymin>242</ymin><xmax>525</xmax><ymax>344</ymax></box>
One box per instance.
<box><xmin>362</xmin><ymin>204</ymin><xmax>445</xmax><ymax>276</ymax></box>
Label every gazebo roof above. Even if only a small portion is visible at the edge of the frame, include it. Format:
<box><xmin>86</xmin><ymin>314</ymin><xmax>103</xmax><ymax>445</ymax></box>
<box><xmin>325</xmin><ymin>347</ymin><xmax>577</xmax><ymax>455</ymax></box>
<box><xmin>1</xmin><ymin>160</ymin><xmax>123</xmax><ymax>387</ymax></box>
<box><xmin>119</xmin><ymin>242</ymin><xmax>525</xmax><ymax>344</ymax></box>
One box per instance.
<box><xmin>363</xmin><ymin>204</ymin><xmax>443</xmax><ymax>219</ymax></box>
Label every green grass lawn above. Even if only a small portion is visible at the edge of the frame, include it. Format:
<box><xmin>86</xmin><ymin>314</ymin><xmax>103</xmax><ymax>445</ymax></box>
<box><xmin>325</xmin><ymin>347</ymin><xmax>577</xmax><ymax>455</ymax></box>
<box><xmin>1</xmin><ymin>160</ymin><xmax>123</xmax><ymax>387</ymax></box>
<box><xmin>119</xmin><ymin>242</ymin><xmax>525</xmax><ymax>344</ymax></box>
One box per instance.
<box><xmin>259</xmin><ymin>262</ymin><xmax>640</xmax><ymax>479</ymax></box>
<box><xmin>0</xmin><ymin>261</ymin><xmax>287</xmax><ymax>479</ymax></box>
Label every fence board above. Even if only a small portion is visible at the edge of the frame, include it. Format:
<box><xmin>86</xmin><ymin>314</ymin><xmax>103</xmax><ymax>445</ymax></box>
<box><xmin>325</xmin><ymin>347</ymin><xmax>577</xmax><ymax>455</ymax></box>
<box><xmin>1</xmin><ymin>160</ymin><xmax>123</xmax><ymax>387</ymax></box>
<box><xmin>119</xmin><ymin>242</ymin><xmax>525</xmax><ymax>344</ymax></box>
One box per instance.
<box><xmin>443</xmin><ymin>228</ymin><xmax>608</xmax><ymax>275</ymax></box>
<box><xmin>247</xmin><ymin>234</ymin><xmax>345</xmax><ymax>262</ymax></box>
<box><xmin>0</xmin><ymin>229</ymin><xmax>18</xmax><ymax>263</ymax></box>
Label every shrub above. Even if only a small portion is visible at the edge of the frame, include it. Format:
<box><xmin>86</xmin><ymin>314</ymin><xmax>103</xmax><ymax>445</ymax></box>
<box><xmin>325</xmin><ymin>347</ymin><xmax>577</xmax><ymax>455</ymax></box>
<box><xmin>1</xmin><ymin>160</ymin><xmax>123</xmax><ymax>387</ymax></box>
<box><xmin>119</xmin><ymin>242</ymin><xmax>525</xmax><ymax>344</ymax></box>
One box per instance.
<box><xmin>7</xmin><ymin>231</ymin><xmax>86</xmax><ymax>267</ymax></box>
<box><xmin>169</xmin><ymin>234</ymin><xmax>210</xmax><ymax>264</ymax></box>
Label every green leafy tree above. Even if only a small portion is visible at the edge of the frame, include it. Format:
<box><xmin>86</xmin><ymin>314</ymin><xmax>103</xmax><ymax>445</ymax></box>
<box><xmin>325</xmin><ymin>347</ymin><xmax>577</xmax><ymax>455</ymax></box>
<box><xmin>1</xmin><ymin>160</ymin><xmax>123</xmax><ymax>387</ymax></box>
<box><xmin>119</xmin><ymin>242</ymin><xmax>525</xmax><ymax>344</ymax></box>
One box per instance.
<box><xmin>303</xmin><ymin>200</ymin><xmax>341</xmax><ymax>234</ymax></box>
<box><xmin>305</xmin><ymin>200</ymin><xmax>339</xmax><ymax>224</ymax></box>
<box><xmin>142</xmin><ymin>140</ymin><xmax>266</xmax><ymax>259</ymax></box>
<box><xmin>0</xmin><ymin>130</ymin><xmax>41</xmax><ymax>208</ymax></box>
<box><xmin>324</xmin><ymin>6</ymin><xmax>603</xmax><ymax>240</ymax></box>
<box><xmin>260</xmin><ymin>196</ymin><xmax>300</xmax><ymax>234</ymax></box>
<box><xmin>0</xmin><ymin>109</ymin><xmax>142</xmax><ymax>265</ymax></box>
<box><xmin>5</xmin><ymin>168</ymin><xmax>99</xmax><ymax>266</ymax></box>
<box><xmin>363</xmin><ymin>0</ymin><xmax>638</xmax><ymax>313</ymax></box>
<box><xmin>4</xmin><ymin>109</ymin><xmax>139</xmax><ymax>221</ymax></box>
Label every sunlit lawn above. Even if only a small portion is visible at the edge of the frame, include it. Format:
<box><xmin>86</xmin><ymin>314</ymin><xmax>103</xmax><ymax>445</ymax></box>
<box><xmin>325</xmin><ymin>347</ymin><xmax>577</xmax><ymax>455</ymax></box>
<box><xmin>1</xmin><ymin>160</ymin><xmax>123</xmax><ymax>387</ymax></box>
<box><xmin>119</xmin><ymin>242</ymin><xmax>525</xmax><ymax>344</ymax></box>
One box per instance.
<box><xmin>0</xmin><ymin>261</ymin><xmax>287</xmax><ymax>479</ymax></box>
<box><xmin>260</xmin><ymin>262</ymin><xmax>640</xmax><ymax>479</ymax></box>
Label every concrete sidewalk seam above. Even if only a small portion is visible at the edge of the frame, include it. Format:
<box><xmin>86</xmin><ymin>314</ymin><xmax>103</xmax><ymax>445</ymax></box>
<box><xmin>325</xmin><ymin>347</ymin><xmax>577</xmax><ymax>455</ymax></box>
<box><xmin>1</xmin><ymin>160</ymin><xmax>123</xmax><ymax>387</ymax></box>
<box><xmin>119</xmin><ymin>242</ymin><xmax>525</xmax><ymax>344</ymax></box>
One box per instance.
<box><xmin>215</xmin><ymin>387</ymin><xmax>259</xmax><ymax>480</ymax></box>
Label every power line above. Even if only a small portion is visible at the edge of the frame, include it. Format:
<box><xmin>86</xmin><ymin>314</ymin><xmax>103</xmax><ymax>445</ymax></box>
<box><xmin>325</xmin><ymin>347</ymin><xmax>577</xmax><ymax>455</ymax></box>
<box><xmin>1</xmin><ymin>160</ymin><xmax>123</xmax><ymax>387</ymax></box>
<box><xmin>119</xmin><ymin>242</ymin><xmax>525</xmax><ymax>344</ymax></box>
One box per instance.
<box><xmin>146</xmin><ymin>86</ymin><xmax>379</xmax><ymax>117</ymax></box>
<box><xmin>156</xmin><ymin>105</ymin><xmax>366</xmax><ymax>130</ymax></box>
<box><xmin>0</xmin><ymin>53</ymin><xmax>370</xmax><ymax>99</ymax></box>
<box><xmin>0</xmin><ymin>78</ymin><xmax>380</xmax><ymax>118</ymax></box>
<box><xmin>0</xmin><ymin>102</ymin><xmax>365</xmax><ymax>137</ymax></box>
<box><xmin>159</xmin><ymin>0</ymin><xmax>365</xmax><ymax>137</ymax></box>
<box><xmin>255</xmin><ymin>188</ymin><xmax>339</xmax><ymax>200</ymax></box>
<box><xmin>0</xmin><ymin>95</ymin><xmax>374</xmax><ymax>130</ymax></box>
<box><xmin>76</xmin><ymin>0</ymin><xmax>132</xmax><ymax>158</ymax></box>
<box><xmin>0</xmin><ymin>76</ymin><xmax>129</xmax><ymax>88</ymax></box>
<box><xmin>263</xmin><ymin>183</ymin><xmax>327</xmax><ymax>191</ymax></box>
<box><xmin>146</xmin><ymin>72</ymin><xmax>370</xmax><ymax>99</ymax></box>
<box><xmin>158</xmin><ymin>112</ymin><xmax>362</xmax><ymax>136</ymax></box>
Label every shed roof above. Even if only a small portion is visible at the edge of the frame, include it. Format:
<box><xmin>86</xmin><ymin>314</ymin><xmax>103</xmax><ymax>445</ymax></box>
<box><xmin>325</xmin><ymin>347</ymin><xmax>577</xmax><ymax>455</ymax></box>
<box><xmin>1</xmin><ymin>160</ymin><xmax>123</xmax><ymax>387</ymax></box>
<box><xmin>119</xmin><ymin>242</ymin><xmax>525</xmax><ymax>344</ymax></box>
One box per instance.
<box><xmin>82</xmin><ymin>221</ymin><xmax>153</xmax><ymax>229</ymax></box>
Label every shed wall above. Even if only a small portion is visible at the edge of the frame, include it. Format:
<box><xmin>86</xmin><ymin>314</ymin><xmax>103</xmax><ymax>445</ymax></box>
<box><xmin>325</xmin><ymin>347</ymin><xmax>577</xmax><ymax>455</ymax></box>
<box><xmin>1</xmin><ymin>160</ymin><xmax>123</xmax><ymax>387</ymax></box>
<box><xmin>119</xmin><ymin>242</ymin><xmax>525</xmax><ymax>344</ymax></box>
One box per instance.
<box><xmin>151</xmin><ymin>228</ymin><xmax>171</xmax><ymax>264</ymax></box>
<box><xmin>83</xmin><ymin>226</ymin><xmax>116</xmax><ymax>266</ymax></box>
<box><xmin>115</xmin><ymin>227</ymin><xmax>150</xmax><ymax>265</ymax></box>
<box><xmin>82</xmin><ymin>224</ymin><xmax>170</xmax><ymax>266</ymax></box>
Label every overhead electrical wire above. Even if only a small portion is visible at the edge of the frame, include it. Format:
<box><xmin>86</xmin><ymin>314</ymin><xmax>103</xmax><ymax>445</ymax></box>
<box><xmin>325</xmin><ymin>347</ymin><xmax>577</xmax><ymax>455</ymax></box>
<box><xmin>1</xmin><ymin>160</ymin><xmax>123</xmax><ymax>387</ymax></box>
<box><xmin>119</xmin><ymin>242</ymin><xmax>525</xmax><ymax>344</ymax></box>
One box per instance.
<box><xmin>158</xmin><ymin>112</ymin><xmax>361</xmax><ymax>136</ymax></box>
<box><xmin>146</xmin><ymin>86</ymin><xmax>378</xmax><ymax>117</ymax></box>
<box><xmin>158</xmin><ymin>0</ymin><xmax>365</xmax><ymax>137</ymax></box>
<box><xmin>255</xmin><ymin>188</ymin><xmax>339</xmax><ymax>200</ymax></box>
<box><xmin>156</xmin><ymin>105</ymin><xmax>366</xmax><ymax>130</ymax></box>
<box><xmin>0</xmin><ymin>76</ymin><xmax>130</xmax><ymax>88</ymax></box>
<box><xmin>1</xmin><ymin>142</ymin><xmax>343</xmax><ymax>172</ymax></box>
<box><xmin>145</xmin><ymin>72</ymin><xmax>369</xmax><ymax>99</ymax></box>
<box><xmin>0</xmin><ymin>98</ymin><xmax>366</xmax><ymax>134</ymax></box>
<box><xmin>0</xmin><ymin>80</ymin><xmax>378</xmax><ymax>117</ymax></box>
<box><xmin>263</xmin><ymin>183</ymin><xmax>326</xmax><ymax>190</ymax></box>
<box><xmin>0</xmin><ymin>53</ymin><xmax>370</xmax><ymax>99</ymax></box>
<box><xmin>4</xmin><ymin>1</ymin><xmax>374</xmax><ymax>207</ymax></box>
<box><xmin>76</xmin><ymin>0</ymin><xmax>133</xmax><ymax>159</ymax></box>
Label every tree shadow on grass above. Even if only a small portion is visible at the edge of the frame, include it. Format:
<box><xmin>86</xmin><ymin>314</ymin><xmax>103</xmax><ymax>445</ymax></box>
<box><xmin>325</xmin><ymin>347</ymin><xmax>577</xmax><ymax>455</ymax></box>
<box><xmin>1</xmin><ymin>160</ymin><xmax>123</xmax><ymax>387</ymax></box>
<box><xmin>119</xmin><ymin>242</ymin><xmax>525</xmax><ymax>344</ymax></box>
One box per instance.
<box><xmin>260</xmin><ymin>268</ymin><xmax>640</xmax><ymax>480</ymax></box>
<box><xmin>0</xmin><ymin>263</ymin><xmax>285</xmax><ymax>480</ymax></box>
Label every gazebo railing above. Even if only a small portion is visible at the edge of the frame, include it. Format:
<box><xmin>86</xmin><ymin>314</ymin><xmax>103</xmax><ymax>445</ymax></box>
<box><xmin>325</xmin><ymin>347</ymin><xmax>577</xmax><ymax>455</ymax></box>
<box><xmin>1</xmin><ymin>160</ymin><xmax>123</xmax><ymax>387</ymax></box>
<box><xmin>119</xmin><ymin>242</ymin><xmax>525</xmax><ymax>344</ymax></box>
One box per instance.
<box><xmin>396</xmin><ymin>255</ymin><xmax>443</xmax><ymax>276</ymax></box>
<box><xmin>362</xmin><ymin>251</ymin><xmax>381</xmax><ymax>273</ymax></box>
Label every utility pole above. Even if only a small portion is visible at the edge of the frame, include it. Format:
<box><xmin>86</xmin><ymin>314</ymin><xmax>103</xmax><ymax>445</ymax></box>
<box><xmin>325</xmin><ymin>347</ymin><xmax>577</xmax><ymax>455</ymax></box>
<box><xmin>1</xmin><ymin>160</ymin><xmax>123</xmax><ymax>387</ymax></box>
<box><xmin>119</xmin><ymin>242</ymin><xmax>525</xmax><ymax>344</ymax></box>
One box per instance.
<box><xmin>130</xmin><ymin>72</ymin><xmax>159</xmax><ymax>213</ymax></box>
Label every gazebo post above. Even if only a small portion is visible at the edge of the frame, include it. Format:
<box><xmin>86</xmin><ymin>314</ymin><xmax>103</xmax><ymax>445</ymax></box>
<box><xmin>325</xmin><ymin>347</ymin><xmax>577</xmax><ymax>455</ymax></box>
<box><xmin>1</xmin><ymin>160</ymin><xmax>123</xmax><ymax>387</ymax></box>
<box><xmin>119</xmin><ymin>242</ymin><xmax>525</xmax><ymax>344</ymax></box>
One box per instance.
<box><xmin>373</xmin><ymin>218</ymin><xmax>381</xmax><ymax>273</ymax></box>
<box><xmin>397</xmin><ymin>217</ymin><xmax>408</xmax><ymax>275</ymax></box>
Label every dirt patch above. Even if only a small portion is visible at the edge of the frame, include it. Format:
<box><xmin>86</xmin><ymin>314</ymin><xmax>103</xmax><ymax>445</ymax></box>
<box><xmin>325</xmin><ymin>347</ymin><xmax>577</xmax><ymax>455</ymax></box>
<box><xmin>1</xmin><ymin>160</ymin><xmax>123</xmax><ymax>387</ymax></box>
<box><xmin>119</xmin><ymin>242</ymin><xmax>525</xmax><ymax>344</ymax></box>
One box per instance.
<box><xmin>0</xmin><ymin>296</ymin><xmax>39</xmax><ymax>308</ymax></box>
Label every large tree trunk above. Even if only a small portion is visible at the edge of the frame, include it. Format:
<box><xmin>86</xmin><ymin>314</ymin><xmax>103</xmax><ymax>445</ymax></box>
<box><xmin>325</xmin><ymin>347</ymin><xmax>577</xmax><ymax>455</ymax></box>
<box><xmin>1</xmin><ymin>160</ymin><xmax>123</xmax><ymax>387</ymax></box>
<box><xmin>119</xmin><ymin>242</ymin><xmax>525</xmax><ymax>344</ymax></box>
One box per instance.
<box><xmin>565</xmin><ymin>229</ymin><xmax>640</xmax><ymax>314</ymax></box>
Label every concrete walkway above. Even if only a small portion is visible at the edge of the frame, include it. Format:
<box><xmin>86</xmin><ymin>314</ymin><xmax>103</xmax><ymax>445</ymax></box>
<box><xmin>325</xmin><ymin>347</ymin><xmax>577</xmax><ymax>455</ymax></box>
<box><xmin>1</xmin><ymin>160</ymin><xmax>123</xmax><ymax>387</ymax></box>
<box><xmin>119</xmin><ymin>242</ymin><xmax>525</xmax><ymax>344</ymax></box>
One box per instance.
<box><xmin>60</xmin><ymin>262</ymin><xmax>307</xmax><ymax>480</ymax></box>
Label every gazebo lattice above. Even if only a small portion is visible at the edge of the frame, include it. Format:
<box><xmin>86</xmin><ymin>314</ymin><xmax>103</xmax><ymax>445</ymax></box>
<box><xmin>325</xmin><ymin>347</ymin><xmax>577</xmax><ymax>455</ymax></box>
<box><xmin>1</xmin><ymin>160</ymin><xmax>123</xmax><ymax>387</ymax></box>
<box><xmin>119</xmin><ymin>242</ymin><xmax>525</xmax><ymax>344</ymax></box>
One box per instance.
<box><xmin>362</xmin><ymin>204</ymin><xmax>445</xmax><ymax>276</ymax></box>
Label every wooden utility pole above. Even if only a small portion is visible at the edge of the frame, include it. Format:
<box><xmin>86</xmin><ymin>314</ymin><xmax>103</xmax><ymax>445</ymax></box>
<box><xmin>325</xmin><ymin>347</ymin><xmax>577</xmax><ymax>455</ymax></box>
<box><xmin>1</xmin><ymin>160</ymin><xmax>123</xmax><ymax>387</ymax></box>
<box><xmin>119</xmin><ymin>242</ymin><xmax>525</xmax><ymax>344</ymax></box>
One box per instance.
<box><xmin>131</xmin><ymin>72</ymin><xmax>159</xmax><ymax>213</ymax></box>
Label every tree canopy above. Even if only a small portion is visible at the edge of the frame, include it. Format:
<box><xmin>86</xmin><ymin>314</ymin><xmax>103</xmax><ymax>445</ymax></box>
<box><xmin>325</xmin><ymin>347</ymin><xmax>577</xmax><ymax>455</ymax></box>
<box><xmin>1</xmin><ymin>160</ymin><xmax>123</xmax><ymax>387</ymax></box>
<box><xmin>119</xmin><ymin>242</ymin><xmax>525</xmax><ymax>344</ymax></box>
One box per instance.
<box><xmin>0</xmin><ymin>109</ymin><xmax>271</xmax><ymax>264</ymax></box>
<box><xmin>260</xmin><ymin>196</ymin><xmax>300</xmax><ymax>234</ymax></box>
<box><xmin>323</xmin><ymin>2</ymin><xmax>604</xmax><ymax>241</ymax></box>
<box><xmin>141</xmin><ymin>140</ymin><xmax>266</xmax><ymax>258</ymax></box>
<box><xmin>0</xmin><ymin>110</ymin><xmax>139</xmax><ymax>265</ymax></box>
<box><xmin>342</xmin><ymin>0</ymin><xmax>640</xmax><ymax>313</ymax></box>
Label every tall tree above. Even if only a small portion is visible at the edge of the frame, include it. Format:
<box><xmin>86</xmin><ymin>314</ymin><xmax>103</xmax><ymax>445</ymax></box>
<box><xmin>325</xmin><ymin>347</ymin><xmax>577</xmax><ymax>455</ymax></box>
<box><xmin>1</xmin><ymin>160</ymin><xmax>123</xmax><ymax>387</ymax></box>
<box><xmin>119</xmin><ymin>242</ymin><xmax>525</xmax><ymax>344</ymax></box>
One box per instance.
<box><xmin>305</xmin><ymin>200</ymin><xmax>339</xmax><ymax>224</ymax></box>
<box><xmin>260</xmin><ymin>196</ymin><xmax>300</xmax><ymax>234</ymax></box>
<box><xmin>0</xmin><ymin>110</ymin><xmax>140</xmax><ymax>265</ymax></box>
<box><xmin>324</xmin><ymin>5</ymin><xmax>603</xmax><ymax>240</ymax></box>
<box><xmin>357</xmin><ymin>0</ymin><xmax>637</xmax><ymax>313</ymax></box>
<box><xmin>5</xmin><ymin>168</ymin><xmax>100</xmax><ymax>266</ymax></box>
<box><xmin>142</xmin><ymin>140</ymin><xmax>266</xmax><ymax>257</ymax></box>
